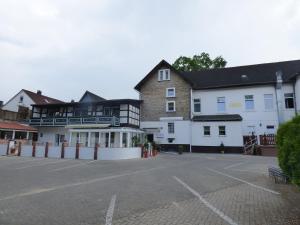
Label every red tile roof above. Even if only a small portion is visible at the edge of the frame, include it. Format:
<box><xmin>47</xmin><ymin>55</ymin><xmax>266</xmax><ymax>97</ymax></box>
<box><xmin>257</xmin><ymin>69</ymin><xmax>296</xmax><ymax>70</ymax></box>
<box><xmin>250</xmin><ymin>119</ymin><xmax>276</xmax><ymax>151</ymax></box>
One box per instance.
<box><xmin>0</xmin><ymin>121</ymin><xmax>37</xmax><ymax>132</ymax></box>
<box><xmin>23</xmin><ymin>90</ymin><xmax>64</xmax><ymax>105</ymax></box>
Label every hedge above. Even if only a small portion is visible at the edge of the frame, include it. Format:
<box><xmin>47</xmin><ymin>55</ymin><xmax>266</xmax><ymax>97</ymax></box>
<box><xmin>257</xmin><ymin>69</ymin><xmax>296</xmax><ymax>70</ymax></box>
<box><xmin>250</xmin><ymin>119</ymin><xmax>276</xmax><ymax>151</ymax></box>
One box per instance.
<box><xmin>277</xmin><ymin>115</ymin><xmax>300</xmax><ymax>186</ymax></box>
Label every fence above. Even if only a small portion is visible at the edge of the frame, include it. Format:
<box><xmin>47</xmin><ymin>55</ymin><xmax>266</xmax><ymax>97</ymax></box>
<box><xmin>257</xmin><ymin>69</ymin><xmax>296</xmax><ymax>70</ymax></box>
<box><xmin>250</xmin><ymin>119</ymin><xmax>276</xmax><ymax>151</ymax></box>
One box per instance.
<box><xmin>0</xmin><ymin>142</ymin><xmax>142</xmax><ymax>160</ymax></box>
<box><xmin>259</xmin><ymin>134</ymin><xmax>276</xmax><ymax>146</ymax></box>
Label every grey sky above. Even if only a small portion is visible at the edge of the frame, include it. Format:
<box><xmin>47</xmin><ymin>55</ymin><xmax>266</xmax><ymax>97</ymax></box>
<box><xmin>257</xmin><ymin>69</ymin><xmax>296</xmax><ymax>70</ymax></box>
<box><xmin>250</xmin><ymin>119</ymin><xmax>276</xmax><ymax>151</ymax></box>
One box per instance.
<box><xmin>1</xmin><ymin>0</ymin><xmax>299</xmax><ymax>103</ymax></box>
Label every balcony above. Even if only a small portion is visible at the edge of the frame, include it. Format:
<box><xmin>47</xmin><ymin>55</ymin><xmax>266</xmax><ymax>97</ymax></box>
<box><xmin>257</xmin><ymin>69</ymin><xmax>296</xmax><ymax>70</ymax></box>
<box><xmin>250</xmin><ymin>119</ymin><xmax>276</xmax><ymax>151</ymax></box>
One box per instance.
<box><xmin>27</xmin><ymin>116</ymin><xmax>120</xmax><ymax>127</ymax></box>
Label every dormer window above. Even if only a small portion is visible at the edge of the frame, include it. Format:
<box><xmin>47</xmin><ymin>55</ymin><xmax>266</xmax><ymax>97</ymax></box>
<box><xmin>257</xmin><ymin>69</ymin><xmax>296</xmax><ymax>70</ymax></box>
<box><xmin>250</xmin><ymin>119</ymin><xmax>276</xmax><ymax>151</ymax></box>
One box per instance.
<box><xmin>158</xmin><ymin>69</ymin><xmax>171</xmax><ymax>81</ymax></box>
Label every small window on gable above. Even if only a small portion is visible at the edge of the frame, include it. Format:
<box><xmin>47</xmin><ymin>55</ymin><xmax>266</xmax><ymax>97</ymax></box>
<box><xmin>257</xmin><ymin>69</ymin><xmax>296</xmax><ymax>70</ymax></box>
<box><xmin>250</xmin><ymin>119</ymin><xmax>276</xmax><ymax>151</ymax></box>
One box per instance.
<box><xmin>166</xmin><ymin>88</ymin><xmax>175</xmax><ymax>97</ymax></box>
<box><xmin>219</xmin><ymin>126</ymin><xmax>226</xmax><ymax>136</ymax></box>
<box><xmin>158</xmin><ymin>69</ymin><xmax>171</xmax><ymax>81</ymax></box>
<box><xmin>19</xmin><ymin>96</ymin><xmax>24</xmax><ymax>103</ymax></box>
<box><xmin>203</xmin><ymin>126</ymin><xmax>210</xmax><ymax>136</ymax></box>
<box><xmin>193</xmin><ymin>98</ymin><xmax>201</xmax><ymax>113</ymax></box>
<box><xmin>284</xmin><ymin>93</ymin><xmax>295</xmax><ymax>109</ymax></box>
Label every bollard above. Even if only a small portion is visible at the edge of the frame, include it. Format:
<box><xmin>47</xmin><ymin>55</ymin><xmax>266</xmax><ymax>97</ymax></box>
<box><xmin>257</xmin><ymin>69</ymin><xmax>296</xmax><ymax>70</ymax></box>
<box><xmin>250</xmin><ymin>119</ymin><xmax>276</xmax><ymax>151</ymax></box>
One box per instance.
<box><xmin>61</xmin><ymin>142</ymin><xmax>65</xmax><ymax>159</ymax></box>
<box><xmin>45</xmin><ymin>142</ymin><xmax>49</xmax><ymax>158</ymax></box>
<box><xmin>75</xmin><ymin>143</ymin><xmax>79</xmax><ymax>159</ymax></box>
<box><xmin>6</xmin><ymin>141</ymin><xmax>10</xmax><ymax>155</ymax></box>
<box><xmin>17</xmin><ymin>142</ymin><xmax>22</xmax><ymax>156</ymax></box>
<box><xmin>94</xmin><ymin>143</ymin><xmax>98</xmax><ymax>160</ymax></box>
<box><xmin>32</xmin><ymin>142</ymin><xmax>36</xmax><ymax>157</ymax></box>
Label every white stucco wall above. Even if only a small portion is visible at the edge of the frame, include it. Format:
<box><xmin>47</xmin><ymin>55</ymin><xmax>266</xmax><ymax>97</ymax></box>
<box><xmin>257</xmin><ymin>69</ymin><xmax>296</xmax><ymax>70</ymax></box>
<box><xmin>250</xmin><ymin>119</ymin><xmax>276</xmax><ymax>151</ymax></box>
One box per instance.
<box><xmin>191</xmin><ymin>121</ymin><xmax>243</xmax><ymax>146</ymax></box>
<box><xmin>37</xmin><ymin>127</ymin><xmax>69</xmax><ymax>146</ymax></box>
<box><xmin>79</xmin><ymin>147</ymin><xmax>94</xmax><ymax>160</ymax></box>
<box><xmin>2</xmin><ymin>90</ymin><xmax>35</xmax><ymax>112</ymax></box>
<box><xmin>98</xmin><ymin>147</ymin><xmax>141</xmax><ymax>160</ymax></box>
<box><xmin>35</xmin><ymin>146</ymin><xmax>45</xmax><ymax>158</ymax></box>
<box><xmin>141</xmin><ymin>120</ymin><xmax>191</xmax><ymax>145</ymax></box>
<box><xmin>64</xmin><ymin>146</ymin><xmax>76</xmax><ymax>159</ymax></box>
<box><xmin>21</xmin><ymin>145</ymin><xmax>33</xmax><ymax>157</ymax></box>
<box><xmin>48</xmin><ymin>146</ymin><xmax>61</xmax><ymax>158</ymax></box>
<box><xmin>0</xmin><ymin>144</ymin><xmax>6</xmax><ymax>155</ymax></box>
<box><xmin>191</xmin><ymin>85</ymin><xmax>294</xmax><ymax>136</ymax></box>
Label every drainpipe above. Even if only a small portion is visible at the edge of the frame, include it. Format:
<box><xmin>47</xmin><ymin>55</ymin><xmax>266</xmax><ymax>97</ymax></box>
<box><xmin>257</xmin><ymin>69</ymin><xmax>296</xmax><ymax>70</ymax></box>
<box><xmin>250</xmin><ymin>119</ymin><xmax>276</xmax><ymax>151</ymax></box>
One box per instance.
<box><xmin>189</xmin><ymin>88</ymin><xmax>193</xmax><ymax>153</ymax></box>
<box><xmin>275</xmin><ymin>71</ymin><xmax>284</xmax><ymax>125</ymax></box>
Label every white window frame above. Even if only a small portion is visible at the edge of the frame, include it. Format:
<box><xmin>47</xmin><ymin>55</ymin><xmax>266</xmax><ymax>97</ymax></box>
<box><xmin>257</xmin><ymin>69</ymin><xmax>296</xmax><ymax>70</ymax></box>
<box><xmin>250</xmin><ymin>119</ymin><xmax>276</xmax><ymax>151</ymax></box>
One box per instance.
<box><xmin>203</xmin><ymin>126</ymin><xmax>210</xmax><ymax>136</ymax></box>
<box><xmin>218</xmin><ymin>126</ymin><xmax>226</xmax><ymax>136</ymax></box>
<box><xmin>166</xmin><ymin>87</ymin><xmax>176</xmax><ymax>98</ymax></box>
<box><xmin>264</xmin><ymin>94</ymin><xmax>274</xmax><ymax>110</ymax></box>
<box><xmin>168</xmin><ymin>122</ymin><xmax>175</xmax><ymax>134</ymax></box>
<box><xmin>284</xmin><ymin>93</ymin><xmax>295</xmax><ymax>109</ymax></box>
<box><xmin>166</xmin><ymin>101</ymin><xmax>176</xmax><ymax>112</ymax></box>
<box><xmin>158</xmin><ymin>69</ymin><xmax>171</xmax><ymax>81</ymax></box>
<box><xmin>245</xmin><ymin>95</ymin><xmax>254</xmax><ymax>111</ymax></box>
<box><xmin>193</xmin><ymin>98</ymin><xmax>201</xmax><ymax>113</ymax></box>
<box><xmin>217</xmin><ymin>97</ymin><xmax>226</xmax><ymax>112</ymax></box>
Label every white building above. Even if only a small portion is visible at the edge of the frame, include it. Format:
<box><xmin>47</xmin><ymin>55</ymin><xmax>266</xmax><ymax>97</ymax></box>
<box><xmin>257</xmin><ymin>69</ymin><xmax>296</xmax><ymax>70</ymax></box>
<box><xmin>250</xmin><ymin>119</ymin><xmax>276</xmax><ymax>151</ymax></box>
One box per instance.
<box><xmin>135</xmin><ymin>59</ymin><xmax>300</xmax><ymax>153</ymax></box>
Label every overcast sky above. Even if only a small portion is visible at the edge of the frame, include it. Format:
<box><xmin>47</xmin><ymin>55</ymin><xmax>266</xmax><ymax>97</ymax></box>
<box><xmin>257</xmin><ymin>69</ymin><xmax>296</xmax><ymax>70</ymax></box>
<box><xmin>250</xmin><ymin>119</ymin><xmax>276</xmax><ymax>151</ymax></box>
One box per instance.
<box><xmin>1</xmin><ymin>0</ymin><xmax>299</xmax><ymax>103</ymax></box>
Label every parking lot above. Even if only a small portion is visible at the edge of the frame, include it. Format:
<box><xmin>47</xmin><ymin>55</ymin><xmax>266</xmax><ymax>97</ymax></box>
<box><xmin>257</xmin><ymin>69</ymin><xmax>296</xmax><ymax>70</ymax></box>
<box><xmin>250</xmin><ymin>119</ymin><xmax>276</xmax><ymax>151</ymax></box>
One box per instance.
<box><xmin>0</xmin><ymin>153</ymin><xmax>299</xmax><ymax>225</ymax></box>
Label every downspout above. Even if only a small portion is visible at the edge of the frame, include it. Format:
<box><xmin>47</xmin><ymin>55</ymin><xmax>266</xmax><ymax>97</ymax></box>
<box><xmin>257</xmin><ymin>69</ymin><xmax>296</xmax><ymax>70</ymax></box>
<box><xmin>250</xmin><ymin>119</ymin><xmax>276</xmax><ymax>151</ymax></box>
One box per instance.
<box><xmin>189</xmin><ymin>88</ymin><xmax>193</xmax><ymax>153</ymax></box>
<box><xmin>275</xmin><ymin>71</ymin><xmax>284</xmax><ymax>125</ymax></box>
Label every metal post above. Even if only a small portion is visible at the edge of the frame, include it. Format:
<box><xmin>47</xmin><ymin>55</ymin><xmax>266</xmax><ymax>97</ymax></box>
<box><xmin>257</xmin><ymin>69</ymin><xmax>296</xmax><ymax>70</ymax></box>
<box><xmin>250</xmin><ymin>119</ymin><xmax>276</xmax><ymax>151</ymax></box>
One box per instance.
<box><xmin>108</xmin><ymin>132</ymin><xmax>111</xmax><ymax>148</ymax></box>
<box><xmin>119</xmin><ymin>132</ymin><xmax>123</xmax><ymax>148</ymax></box>
<box><xmin>88</xmin><ymin>132</ymin><xmax>91</xmax><ymax>147</ymax></box>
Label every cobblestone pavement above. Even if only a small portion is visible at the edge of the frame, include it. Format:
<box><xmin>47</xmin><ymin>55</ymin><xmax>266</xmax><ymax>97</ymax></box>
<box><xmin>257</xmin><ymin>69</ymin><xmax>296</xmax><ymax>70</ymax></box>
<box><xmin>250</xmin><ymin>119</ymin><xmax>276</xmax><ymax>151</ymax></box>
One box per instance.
<box><xmin>0</xmin><ymin>153</ymin><xmax>299</xmax><ymax>225</ymax></box>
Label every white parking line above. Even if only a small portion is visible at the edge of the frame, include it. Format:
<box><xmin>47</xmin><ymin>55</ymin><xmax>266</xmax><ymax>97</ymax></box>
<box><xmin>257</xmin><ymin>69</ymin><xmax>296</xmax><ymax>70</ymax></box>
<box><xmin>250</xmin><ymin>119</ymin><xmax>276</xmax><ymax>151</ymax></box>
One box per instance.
<box><xmin>50</xmin><ymin>160</ymin><xmax>96</xmax><ymax>172</ymax></box>
<box><xmin>15</xmin><ymin>159</ymin><xmax>72</xmax><ymax>170</ymax></box>
<box><xmin>173</xmin><ymin>176</ymin><xmax>238</xmax><ymax>225</ymax></box>
<box><xmin>207</xmin><ymin>168</ymin><xmax>280</xmax><ymax>195</ymax></box>
<box><xmin>105</xmin><ymin>195</ymin><xmax>116</xmax><ymax>225</ymax></box>
<box><xmin>0</xmin><ymin>166</ymin><xmax>166</xmax><ymax>201</ymax></box>
<box><xmin>224</xmin><ymin>162</ymin><xmax>246</xmax><ymax>170</ymax></box>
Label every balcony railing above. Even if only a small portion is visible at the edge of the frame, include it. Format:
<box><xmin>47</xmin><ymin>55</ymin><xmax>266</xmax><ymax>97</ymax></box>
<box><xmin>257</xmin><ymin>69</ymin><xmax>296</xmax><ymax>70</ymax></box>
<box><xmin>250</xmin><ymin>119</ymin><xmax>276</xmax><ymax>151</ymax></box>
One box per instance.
<box><xmin>26</xmin><ymin>116</ymin><xmax>120</xmax><ymax>127</ymax></box>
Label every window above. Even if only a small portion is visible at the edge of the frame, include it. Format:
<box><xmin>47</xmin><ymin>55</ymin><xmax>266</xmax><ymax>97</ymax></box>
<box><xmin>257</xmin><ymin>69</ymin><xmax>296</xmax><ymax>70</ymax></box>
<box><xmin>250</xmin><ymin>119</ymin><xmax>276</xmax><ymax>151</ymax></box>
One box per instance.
<box><xmin>217</xmin><ymin>97</ymin><xmax>226</xmax><ymax>112</ymax></box>
<box><xmin>19</xmin><ymin>96</ymin><xmax>24</xmax><ymax>103</ymax></box>
<box><xmin>245</xmin><ymin>95</ymin><xmax>254</xmax><ymax>110</ymax></box>
<box><xmin>284</xmin><ymin>93</ymin><xmax>295</xmax><ymax>109</ymax></box>
<box><xmin>219</xmin><ymin>126</ymin><xmax>226</xmax><ymax>136</ymax></box>
<box><xmin>166</xmin><ymin>101</ymin><xmax>175</xmax><ymax>112</ymax></box>
<box><xmin>166</xmin><ymin>88</ymin><xmax>175</xmax><ymax>97</ymax></box>
<box><xmin>158</xmin><ymin>69</ymin><xmax>171</xmax><ymax>81</ymax></box>
<box><xmin>168</xmin><ymin>123</ymin><xmax>175</xmax><ymax>134</ymax></box>
<box><xmin>203</xmin><ymin>126</ymin><xmax>210</xmax><ymax>136</ymax></box>
<box><xmin>193</xmin><ymin>98</ymin><xmax>201</xmax><ymax>113</ymax></box>
<box><xmin>264</xmin><ymin>94</ymin><xmax>274</xmax><ymax>110</ymax></box>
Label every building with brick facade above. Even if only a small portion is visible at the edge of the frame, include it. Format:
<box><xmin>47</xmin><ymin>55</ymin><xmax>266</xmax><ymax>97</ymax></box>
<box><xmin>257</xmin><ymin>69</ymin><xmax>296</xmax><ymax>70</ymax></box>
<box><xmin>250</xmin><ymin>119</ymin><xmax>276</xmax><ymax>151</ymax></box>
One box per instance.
<box><xmin>135</xmin><ymin>59</ymin><xmax>300</xmax><ymax>153</ymax></box>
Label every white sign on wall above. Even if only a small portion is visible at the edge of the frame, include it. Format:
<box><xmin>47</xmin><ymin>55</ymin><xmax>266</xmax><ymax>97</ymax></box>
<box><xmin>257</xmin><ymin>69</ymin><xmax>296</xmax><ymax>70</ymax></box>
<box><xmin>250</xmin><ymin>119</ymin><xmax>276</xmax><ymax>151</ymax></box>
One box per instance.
<box><xmin>155</xmin><ymin>133</ymin><xmax>164</xmax><ymax>138</ymax></box>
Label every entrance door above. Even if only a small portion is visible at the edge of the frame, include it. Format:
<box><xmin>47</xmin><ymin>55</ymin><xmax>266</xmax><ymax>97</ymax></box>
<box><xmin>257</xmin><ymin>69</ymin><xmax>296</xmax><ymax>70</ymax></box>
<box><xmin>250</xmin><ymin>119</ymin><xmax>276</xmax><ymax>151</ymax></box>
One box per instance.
<box><xmin>146</xmin><ymin>134</ymin><xmax>154</xmax><ymax>142</ymax></box>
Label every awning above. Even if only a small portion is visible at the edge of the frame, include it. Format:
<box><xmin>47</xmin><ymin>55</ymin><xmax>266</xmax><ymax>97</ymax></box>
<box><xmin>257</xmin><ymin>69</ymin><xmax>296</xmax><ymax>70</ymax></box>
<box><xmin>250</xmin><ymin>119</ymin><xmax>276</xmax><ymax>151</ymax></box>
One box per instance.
<box><xmin>192</xmin><ymin>114</ymin><xmax>243</xmax><ymax>122</ymax></box>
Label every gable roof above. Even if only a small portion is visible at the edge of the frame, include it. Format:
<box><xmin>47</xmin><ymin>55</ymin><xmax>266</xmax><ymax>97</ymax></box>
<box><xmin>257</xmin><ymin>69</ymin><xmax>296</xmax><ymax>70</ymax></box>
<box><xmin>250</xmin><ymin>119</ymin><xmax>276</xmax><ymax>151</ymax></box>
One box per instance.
<box><xmin>79</xmin><ymin>91</ymin><xmax>106</xmax><ymax>103</ymax></box>
<box><xmin>0</xmin><ymin>121</ymin><xmax>37</xmax><ymax>132</ymax></box>
<box><xmin>135</xmin><ymin>59</ymin><xmax>300</xmax><ymax>91</ymax></box>
<box><xmin>134</xmin><ymin>60</ymin><xmax>193</xmax><ymax>91</ymax></box>
<box><xmin>23</xmin><ymin>90</ymin><xmax>64</xmax><ymax>105</ymax></box>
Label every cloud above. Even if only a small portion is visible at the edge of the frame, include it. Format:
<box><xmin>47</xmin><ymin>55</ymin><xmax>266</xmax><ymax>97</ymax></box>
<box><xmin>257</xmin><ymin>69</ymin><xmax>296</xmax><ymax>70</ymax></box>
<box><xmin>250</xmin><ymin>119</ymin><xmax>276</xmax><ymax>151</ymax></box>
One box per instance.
<box><xmin>0</xmin><ymin>0</ymin><xmax>300</xmax><ymax>103</ymax></box>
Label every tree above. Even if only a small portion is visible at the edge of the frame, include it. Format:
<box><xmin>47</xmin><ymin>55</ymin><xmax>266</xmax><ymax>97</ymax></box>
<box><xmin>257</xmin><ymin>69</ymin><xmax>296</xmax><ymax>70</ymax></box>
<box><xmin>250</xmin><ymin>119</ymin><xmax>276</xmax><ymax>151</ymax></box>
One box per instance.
<box><xmin>277</xmin><ymin>115</ymin><xmax>300</xmax><ymax>186</ymax></box>
<box><xmin>172</xmin><ymin>52</ymin><xmax>227</xmax><ymax>72</ymax></box>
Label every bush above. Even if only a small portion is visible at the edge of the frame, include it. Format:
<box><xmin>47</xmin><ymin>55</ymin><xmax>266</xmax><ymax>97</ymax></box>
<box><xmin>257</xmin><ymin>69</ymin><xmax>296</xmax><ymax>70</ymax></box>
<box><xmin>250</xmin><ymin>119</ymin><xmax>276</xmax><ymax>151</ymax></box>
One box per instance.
<box><xmin>277</xmin><ymin>115</ymin><xmax>300</xmax><ymax>186</ymax></box>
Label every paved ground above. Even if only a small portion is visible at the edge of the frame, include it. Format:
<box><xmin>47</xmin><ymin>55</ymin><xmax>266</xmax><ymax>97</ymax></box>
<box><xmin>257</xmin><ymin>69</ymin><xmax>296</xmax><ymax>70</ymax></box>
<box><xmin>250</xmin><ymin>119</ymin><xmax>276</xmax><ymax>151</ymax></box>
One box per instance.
<box><xmin>0</xmin><ymin>153</ymin><xmax>299</xmax><ymax>225</ymax></box>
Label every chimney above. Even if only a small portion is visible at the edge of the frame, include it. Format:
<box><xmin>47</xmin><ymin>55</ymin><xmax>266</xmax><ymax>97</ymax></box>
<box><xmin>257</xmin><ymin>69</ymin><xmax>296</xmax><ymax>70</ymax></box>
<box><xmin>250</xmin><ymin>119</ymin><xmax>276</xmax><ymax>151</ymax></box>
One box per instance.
<box><xmin>37</xmin><ymin>90</ymin><xmax>42</xmax><ymax>95</ymax></box>
<box><xmin>71</xmin><ymin>99</ymin><xmax>75</xmax><ymax>103</ymax></box>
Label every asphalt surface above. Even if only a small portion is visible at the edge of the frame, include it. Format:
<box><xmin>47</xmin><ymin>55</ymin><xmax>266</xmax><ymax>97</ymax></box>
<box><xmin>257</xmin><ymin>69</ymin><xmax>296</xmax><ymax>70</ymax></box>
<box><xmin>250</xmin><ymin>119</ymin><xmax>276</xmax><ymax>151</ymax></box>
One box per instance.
<box><xmin>0</xmin><ymin>153</ymin><xmax>299</xmax><ymax>225</ymax></box>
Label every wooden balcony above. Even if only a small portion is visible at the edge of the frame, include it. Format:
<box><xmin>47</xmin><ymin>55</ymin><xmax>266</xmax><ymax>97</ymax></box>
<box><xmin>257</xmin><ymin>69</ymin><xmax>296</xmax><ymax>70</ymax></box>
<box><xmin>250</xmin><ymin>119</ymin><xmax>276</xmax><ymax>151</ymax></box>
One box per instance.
<box><xmin>26</xmin><ymin>116</ymin><xmax>120</xmax><ymax>127</ymax></box>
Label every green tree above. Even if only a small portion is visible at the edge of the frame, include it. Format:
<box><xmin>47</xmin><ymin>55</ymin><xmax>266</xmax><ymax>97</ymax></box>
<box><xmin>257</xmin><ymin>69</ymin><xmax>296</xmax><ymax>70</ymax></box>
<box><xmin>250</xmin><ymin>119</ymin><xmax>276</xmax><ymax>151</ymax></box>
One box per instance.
<box><xmin>172</xmin><ymin>52</ymin><xmax>227</xmax><ymax>72</ymax></box>
<box><xmin>277</xmin><ymin>115</ymin><xmax>300</xmax><ymax>186</ymax></box>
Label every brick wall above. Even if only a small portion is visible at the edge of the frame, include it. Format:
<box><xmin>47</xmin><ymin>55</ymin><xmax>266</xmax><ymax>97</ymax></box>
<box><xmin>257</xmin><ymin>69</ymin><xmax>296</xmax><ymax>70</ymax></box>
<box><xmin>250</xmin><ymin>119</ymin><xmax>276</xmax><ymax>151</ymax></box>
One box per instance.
<box><xmin>139</xmin><ymin>68</ymin><xmax>191</xmax><ymax>121</ymax></box>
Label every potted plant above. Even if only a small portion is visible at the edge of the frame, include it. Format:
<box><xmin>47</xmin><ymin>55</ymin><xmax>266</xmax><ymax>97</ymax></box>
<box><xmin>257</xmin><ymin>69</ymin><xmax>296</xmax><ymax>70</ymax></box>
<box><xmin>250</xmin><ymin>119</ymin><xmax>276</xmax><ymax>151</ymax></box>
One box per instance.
<box><xmin>178</xmin><ymin>145</ymin><xmax>183</xmax><ymax>155</ymax></box>
<box><xmin>220</xmin><ymin>142</ymin><xmax>225</xmax><ymax>154</ymax></box>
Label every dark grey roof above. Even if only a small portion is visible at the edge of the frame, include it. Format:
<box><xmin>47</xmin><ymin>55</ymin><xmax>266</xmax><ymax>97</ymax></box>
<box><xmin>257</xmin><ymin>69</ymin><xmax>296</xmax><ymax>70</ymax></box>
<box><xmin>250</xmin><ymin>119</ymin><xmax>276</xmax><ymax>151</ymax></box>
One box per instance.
<box><xmin>135</xmin><ymin>59</ymin><xmax>300</xmax><ymax>91</ymax></box>
<box><xmin>193</xmin><ymin>114</ymin><xmax>243</xmax><ymax>122</ymax></box>
<box><xmin>79</xmin><ymin>91</ymin><xmax>106</xmax><ymax>103</ymax></box>
<box><xmin>181</xmin><ymin>60</ymin><xmax>300</xmax><ymax>90</ymax></box>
